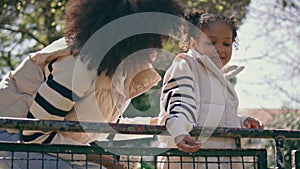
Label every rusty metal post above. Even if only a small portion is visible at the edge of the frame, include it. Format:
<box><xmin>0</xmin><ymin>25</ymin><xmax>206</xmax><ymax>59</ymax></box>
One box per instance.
<box><xmin>18</xmin><ymin>129</ymin><xmax>23</xmax><ymax>143</ymax></box>
<box><xmin>275</xmin><ymin>136</ymin><xmax>285</xmax><ymax>169</ymax></box>
<box><xmin>296</xmin><ymin>150</ymin><xmax>300</xmax><ymax>169</ymax></box>
<box><xmin>235</xmin><ymin>137</ymin><xmax>241</xmax><ymax>148</ymax></box>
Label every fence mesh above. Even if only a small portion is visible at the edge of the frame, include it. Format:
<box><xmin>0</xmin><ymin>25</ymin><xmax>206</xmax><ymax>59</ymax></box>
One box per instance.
<box><xmin>0</xmin><ymin>142</ymin><xmax>267</xmax><ymax>169</ymax></box>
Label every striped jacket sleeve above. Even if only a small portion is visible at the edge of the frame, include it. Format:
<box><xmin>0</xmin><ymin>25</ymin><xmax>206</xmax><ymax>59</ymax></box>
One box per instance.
<box><xmin>24</xmin><ymin>56</ymin><xmax>87</xmax><ymax>144</ymax></box>
<box><xmin>28</xmin><ymin>57</ymin><xmax>80</xmax><ymax>120</ymax></box>
<box><xmin>161</xmin><ymin>55</ymin><xmax>197</xmax><ymax>140</ymax></box>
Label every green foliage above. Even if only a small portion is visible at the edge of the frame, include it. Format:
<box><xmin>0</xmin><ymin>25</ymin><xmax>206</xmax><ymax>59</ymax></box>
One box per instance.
<box><xmin>182</xmin><ymin>0</ymin><xmax>251</xmax><ymax>24</ymax></box>
<box><xmin>0</xmin><ymin>0</ymin><xmax>66</xmax><ymax>73</ymax></box>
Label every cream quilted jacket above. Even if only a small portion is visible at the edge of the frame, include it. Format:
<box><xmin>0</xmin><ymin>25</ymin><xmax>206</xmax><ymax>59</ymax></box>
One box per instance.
<box><xmin>158</xmin><ymin>49</ymin><xmax>248</xmax><ymax>149</ymax></box>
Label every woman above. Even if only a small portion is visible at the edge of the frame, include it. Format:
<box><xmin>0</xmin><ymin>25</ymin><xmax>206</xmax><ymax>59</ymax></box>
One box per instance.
<box><xmin>0</xmin><ymin>0</ymin><xmax>184</xmax><ymax>168</ymax></box>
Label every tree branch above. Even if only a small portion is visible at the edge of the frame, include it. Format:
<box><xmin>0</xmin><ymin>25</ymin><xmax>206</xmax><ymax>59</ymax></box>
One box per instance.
<box><xmin>0</xmin><ymin>26</ymin><xmax>47</xmax><ymax>46</ymax></box>
<box><xmin>266</xmin><ymin>80</ymin><xmax>300</xmax><ymax>104</ymax></box>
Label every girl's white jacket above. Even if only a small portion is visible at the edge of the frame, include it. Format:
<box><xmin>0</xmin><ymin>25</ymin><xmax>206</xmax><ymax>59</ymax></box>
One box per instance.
<box><xmin>158</xmin><ymin>49</ymin><xmax>248</xmax><ymax>149</ymax></box>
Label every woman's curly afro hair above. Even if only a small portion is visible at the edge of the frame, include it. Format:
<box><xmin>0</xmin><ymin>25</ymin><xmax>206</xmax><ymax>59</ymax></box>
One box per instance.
<box><xmin>64</xmin><ymin>0</ymin><xmax>184</xmax><ymax>76</ymax></box>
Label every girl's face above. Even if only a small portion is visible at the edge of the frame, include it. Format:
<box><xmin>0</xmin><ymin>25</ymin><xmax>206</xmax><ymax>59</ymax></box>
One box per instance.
<box><xmin>191</xmin><ymin>21</ymin><xmax>233</xmax><ymax>68</ymax></box>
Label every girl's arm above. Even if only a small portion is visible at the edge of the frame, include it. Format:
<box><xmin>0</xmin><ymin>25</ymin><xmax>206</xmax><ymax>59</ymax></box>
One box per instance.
<box><xmin>161</xmin><ymin>56</ymin><xmax>201</xmax><ymax>152</ymax></box>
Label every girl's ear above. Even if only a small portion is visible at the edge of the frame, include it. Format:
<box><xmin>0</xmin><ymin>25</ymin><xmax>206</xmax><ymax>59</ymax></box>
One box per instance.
<box><xmin>189</xmin><ymin>37</ymin><xmax>197</xmax><ymax>49</ymax></box>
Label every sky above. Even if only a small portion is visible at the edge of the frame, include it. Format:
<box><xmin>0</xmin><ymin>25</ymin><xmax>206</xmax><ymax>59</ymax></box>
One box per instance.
<box><xmin>230</xmin><ymin>0</ymin><xmax>299</xmax><ymax>109</ymax></box>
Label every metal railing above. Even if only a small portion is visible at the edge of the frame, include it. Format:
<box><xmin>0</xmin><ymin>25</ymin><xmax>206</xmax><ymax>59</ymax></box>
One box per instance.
<box><xmin>0</xmin><ymin>142</ymin><xmax>267</xmax><ymax>169</ymax></box>
<box><xmin>0</xmin><ymin>117</ymin><xmax>299</xmax><ymax>169</ymax></box>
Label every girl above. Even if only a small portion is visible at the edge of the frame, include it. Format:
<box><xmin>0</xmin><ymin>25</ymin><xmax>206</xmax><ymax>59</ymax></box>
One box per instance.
<box><xmin>158</xmin><ymin>10</ymin><xmax>263</xmax><ymax>168</ymax></box>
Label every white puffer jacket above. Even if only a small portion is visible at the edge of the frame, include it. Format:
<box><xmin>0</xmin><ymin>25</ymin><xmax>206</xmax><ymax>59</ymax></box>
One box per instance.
<box><xmin>158</xmin><ymin>48</ymin><xmax>248</xmax><ymax>149</ymax></box>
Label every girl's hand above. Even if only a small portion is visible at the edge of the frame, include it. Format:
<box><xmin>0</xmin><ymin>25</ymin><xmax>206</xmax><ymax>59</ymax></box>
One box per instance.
<box><xmin>176</xmin><ymin>135</ymin><xmax>201</xmax><ymax>153</ymax></box>
<box><xmin>243</xmin><ymin>117</ymin><xmax>264</xmax><ymax>129</ymax></box>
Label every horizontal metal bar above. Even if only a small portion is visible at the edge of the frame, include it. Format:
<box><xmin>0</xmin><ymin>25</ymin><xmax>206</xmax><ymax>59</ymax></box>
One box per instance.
<box><xmin>0</xmin><ymin>117</ymin><xmax>167</xmax><ymax>134</ymax></box>
<box><xmin>0</xmin><ymin>118</ymin><xmax>299</xmax><ymax>139</ymax></box>
<box><xmin>191</xmin><ymin>127</ymin><xmax>300</xmax><ymax>139</ymax></box>
<box><xmin>0</xmin><ymin>142</ymin><xmax>267</xmax><ymax>157</ymax></box>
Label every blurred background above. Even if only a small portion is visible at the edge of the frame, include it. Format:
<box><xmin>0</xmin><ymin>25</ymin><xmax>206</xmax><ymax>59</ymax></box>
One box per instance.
<box><xmin>1</xmin><ymin>1</ymin><xmax>299</xmax><ymax>167</ymax></box>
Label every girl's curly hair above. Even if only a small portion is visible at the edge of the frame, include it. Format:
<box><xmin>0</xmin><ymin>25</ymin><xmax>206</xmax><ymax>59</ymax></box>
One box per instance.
<box><xmin>183</xmin><ymin>10</ymin><xmax>239</xmax><ymax>50</ymax></box>
<box><xmin>64</xmin><ymin>0</ymin><xmax>184</xmax><ymax>76</ymax></box>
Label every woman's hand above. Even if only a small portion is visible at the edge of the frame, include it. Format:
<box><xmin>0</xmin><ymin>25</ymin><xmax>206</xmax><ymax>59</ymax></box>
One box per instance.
<box><xmin>243</xmin><ymin>117</ymin><xmax>264</xmax><ymax>129</ymax></box>
<box><xmin>150</xmin><ymin>117</ymin><xmax>158</xmax><ymax>125</ymax></box>
<box><xmin>176</xmin><ymin>135</ymin><xmax>201</xmax><ymax>153</ymax></box>
<box><xmin>87</xmin><ymin>154</ymin><xmax>125</xmax><ymax>169</ymax></box>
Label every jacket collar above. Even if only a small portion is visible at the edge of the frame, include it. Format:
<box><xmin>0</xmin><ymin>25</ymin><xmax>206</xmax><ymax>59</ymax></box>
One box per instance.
<box><xmin>187</xmin><ymin>48</ymin><xmax>244</xmax><ymax>80</ymax></box>
<box><xmin>188</xmin><ymin>49</ymin><xmax>226</xmax><ymax>83</ymax></box>
<box><xmin>187</xmin><ymin>48</ymin><xmax>243</xmax><ymax>97</ymax></box>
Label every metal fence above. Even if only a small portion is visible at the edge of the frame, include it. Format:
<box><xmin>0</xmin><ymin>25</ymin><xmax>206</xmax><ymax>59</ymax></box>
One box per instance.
<box><xmin>0</xmin><ymin>142</ymin><xmax>267</xmax><ymax>169</ymax></box>
<box><xmin>0</xmin><ymin>118</ymin><xmax>299</xmax><ymax>169</ymax></box>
